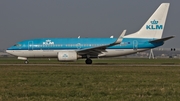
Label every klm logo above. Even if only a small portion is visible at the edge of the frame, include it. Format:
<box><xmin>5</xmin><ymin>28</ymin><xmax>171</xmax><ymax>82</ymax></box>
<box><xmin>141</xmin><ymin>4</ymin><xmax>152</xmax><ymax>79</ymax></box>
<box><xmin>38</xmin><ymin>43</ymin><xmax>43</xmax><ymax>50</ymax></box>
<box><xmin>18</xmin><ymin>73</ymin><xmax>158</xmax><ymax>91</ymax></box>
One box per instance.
<box><xmin>43</xmin><ymin>40</ymin><xmax>54</xmax><ymax>45</ymax></box>
<box><xmin>146</xmin><ymin>20</ymin><xmax>163</xmax><ymax>30</ymax></box>
<box><xmin>62</xmin><ymin>54</ymin><xmax>68</xmax><ymax>58</ymax></box>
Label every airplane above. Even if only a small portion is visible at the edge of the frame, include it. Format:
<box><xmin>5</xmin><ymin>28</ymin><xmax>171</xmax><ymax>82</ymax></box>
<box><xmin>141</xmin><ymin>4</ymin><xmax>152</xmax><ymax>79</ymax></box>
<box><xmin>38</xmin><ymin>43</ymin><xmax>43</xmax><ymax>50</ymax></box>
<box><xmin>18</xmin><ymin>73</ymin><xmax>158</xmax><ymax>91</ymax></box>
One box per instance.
<box><xmin>6</xmin><ymin>3</ymin><xmax>174</xmax><ymax>64</ymax></box>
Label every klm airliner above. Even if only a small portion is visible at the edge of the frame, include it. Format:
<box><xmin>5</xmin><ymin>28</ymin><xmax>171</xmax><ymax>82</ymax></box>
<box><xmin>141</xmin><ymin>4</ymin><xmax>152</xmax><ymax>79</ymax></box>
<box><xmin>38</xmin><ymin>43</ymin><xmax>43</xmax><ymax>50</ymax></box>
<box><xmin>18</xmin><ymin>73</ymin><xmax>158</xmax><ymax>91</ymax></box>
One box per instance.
<box><xmin>6</xmin><ymin>3</ymin><xmax>174</xmax><ymax>64</ymax></box>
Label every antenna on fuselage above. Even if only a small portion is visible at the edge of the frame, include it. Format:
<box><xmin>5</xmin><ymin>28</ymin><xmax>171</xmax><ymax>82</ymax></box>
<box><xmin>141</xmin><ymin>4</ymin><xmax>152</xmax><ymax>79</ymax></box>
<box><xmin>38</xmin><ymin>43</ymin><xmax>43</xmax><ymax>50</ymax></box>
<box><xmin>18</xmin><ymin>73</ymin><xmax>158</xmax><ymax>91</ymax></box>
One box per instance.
<box><xmin>110</xmin><ymin>36</ymin><xmax>114</xmax><ymax>38</ymax></box>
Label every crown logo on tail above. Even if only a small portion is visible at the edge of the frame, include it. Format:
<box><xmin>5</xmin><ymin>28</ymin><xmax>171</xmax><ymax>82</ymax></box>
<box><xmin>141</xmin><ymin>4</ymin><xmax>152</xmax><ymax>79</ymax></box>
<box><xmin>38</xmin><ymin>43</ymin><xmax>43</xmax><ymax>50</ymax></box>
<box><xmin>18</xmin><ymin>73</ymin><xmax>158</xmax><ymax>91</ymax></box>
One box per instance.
<box><xmin>146</xmin><ymin>20</ymin><xmax>163</xmax><ymax>30</ymax></box>
<box><xmin>151</xmin><ymin>20</ymin><xmax>158</xmax><ymax>24</ymax></box>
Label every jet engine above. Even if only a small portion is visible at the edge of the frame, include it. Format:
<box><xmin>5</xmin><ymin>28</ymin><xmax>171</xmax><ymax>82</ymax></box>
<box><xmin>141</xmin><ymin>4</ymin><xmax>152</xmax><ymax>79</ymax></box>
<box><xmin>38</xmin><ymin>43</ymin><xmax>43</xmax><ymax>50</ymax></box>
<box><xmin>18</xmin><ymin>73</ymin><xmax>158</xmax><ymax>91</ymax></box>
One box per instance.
<box><xmin>58</xmin><ymin>51</ymin><xmax>78</xmax><ymax>61</ymax></box>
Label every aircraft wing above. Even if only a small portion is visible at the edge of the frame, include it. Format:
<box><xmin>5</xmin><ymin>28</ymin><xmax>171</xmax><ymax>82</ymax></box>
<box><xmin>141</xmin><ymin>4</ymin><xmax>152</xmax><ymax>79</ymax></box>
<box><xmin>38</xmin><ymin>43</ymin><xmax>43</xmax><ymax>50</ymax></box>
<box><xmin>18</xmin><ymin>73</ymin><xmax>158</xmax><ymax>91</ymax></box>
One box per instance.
<box><xmin>77</xmin><ymin>30</ymin><xmax>126</xmax><ymax>55</ymax></box>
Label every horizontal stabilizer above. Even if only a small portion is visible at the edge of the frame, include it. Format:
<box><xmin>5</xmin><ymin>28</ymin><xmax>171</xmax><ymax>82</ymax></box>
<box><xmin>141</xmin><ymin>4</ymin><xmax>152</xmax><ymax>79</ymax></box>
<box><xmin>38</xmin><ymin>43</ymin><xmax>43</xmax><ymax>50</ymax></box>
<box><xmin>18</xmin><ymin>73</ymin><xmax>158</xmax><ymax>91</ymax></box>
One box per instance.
<box><xmin>149</xmin><ymin>36</ymin><xmax>174</xmax><ymax>43</ymax></box>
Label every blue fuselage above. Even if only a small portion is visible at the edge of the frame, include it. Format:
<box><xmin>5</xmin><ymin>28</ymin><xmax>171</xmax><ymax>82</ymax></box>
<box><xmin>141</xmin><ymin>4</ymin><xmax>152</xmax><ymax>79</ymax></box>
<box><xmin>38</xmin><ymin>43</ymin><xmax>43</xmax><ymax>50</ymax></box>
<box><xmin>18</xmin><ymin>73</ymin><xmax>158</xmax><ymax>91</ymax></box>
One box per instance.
<box><xmin>7</xmin><ymin>38</ymin><xmax>163</xmax><ymax>51</ymax></box>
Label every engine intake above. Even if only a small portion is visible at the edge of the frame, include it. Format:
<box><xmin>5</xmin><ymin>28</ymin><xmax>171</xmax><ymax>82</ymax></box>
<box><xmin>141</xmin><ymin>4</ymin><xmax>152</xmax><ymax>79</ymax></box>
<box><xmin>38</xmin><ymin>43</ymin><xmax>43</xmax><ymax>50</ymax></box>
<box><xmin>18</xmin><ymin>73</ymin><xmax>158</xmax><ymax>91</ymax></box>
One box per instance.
<box><xmin>58</xmin><ymin>51</ymin><xmax>78</xmax><ymax>61</ymax></box>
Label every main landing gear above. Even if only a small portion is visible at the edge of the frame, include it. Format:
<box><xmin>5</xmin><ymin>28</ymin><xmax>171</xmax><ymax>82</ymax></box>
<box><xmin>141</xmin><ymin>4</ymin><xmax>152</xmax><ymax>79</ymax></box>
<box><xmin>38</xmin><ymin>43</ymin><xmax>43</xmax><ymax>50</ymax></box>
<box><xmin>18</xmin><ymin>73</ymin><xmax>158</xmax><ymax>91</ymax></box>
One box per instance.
<box><xmin>85</xmin><ymin>58</ymin><xmax>92</xmax><ymax>64</ymax></box>
<box><xmin>24</xmin><ymin>60</ymin><xmax>29</xmax><ymax>64</ymax></box>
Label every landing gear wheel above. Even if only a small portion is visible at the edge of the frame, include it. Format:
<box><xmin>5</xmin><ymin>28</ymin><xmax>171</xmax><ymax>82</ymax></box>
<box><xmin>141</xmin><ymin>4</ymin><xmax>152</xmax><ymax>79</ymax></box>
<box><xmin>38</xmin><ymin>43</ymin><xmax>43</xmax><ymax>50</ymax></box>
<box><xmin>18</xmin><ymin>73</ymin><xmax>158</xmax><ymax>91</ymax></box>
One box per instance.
<box><xmin>85</xmin><ymin>58</ymin><xmax>92</xmax><ymax>64</ymax></box>
<box><xmin>24</xmin><ymin>60</ymin><xmax>29</xmax><ymax>64</ymax></box>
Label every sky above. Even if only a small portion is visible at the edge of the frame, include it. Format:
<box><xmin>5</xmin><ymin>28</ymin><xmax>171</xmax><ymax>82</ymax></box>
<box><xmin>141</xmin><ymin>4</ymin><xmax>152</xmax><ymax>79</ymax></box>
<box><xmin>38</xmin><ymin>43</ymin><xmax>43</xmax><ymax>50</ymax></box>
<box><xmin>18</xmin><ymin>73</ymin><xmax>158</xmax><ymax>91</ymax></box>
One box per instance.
<box><xmin>0</xmin><ymin>0</ymin><xmax>179</xmax><ymax>49</ymax></box>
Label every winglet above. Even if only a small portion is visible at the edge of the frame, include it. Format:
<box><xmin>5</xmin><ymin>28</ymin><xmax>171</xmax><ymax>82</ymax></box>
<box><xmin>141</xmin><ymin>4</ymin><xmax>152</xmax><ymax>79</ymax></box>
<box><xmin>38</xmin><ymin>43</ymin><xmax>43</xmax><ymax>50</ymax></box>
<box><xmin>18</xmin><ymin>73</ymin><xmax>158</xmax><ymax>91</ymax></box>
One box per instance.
<box><xmin>114</xmin><ymin>30</ymin><xmax>126</xmax><ymax>44</ymax></box>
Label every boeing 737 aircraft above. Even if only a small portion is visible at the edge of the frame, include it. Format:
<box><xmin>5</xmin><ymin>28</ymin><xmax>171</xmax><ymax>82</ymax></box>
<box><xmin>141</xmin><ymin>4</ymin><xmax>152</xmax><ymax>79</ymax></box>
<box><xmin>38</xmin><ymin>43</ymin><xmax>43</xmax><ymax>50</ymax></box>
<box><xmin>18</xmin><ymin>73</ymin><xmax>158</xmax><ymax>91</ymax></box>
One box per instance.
<box><xmin>6</xmin><ymin>3</ymin><xmax>174</xmax><ymax>64</ymax></box>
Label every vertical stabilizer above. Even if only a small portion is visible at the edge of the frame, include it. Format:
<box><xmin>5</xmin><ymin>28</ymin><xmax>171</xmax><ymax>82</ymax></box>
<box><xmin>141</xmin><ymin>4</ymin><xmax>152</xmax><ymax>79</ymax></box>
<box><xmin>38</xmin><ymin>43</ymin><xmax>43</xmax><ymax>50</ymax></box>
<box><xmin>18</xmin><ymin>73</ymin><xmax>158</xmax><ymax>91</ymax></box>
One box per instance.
<box><xmin>125</xmin><ymin>3</ymin><xmax>170</xmax><ymax>39</ymax></box>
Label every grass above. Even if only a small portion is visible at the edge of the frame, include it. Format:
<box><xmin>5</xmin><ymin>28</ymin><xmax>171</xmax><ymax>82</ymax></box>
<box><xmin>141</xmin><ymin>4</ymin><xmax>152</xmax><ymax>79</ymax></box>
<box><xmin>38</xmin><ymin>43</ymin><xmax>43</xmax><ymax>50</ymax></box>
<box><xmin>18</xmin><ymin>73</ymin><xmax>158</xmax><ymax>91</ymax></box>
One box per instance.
<box><xmin>0</xmin><ymin>58</ymin><xmax>180</xmax><ymax>100</ymax></box>
<box><xmin>0</xmin><ymin>57</ymin><xmax>180</xmax><ymax>64</ymax></box>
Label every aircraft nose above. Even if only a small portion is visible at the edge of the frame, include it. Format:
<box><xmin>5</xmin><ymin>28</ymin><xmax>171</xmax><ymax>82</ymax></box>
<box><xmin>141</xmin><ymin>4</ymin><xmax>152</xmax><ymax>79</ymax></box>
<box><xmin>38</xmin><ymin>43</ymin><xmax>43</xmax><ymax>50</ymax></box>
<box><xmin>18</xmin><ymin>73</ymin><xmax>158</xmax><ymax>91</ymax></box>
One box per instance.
<box><xmin>6</xmin><ymin>46</ymin><xmax>14</xmax><ymax>54</ymax></box>
<box><xmin>6</xmin><ymin>49</ymin><xmax>11</xmax><ymax>54</ymax></box>
<box><xmin>6</xmin><ymin>48</ymin><xmax>11</xmax><ymax>51</ymax></box>
<box><xmin>6</xmin><ymin>46</ymin><xmax>15</xmax><ymax>50</ymax></box>
<box><xmin>6</xmin><ymin>50</ymin><xmax>10</xmax><ymax>55</ymax></box>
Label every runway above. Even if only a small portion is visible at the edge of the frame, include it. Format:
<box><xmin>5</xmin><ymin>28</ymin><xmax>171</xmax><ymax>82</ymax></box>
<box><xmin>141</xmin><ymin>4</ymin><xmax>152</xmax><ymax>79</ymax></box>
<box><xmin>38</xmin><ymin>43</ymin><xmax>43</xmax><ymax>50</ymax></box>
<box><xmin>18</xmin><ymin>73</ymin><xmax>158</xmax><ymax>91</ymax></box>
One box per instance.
<box><xmin>0</xmin><ymin>63</ymin><xmax>180</xmax><ymax>67</ymax></box>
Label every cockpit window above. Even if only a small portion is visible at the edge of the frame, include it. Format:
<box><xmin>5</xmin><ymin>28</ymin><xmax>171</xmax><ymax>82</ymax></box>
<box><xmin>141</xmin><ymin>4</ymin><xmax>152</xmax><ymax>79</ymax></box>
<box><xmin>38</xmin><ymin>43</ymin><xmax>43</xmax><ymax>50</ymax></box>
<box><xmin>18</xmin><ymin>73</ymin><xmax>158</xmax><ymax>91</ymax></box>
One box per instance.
<box><xmin>14</xmin><ymin>44</ymin><xmax>21</xmax><ymax>47</ymax></box>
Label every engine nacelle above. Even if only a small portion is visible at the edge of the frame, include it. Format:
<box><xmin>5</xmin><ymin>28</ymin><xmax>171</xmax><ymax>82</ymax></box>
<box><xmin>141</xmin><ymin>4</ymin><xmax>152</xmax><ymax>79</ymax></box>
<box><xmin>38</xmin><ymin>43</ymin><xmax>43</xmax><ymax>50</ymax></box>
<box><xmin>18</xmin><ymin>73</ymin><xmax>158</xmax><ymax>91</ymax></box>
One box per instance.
<box><xmin>58</xmin><ymin>51</ymin><xmax>78</xmax><ymax>61</ymax></box>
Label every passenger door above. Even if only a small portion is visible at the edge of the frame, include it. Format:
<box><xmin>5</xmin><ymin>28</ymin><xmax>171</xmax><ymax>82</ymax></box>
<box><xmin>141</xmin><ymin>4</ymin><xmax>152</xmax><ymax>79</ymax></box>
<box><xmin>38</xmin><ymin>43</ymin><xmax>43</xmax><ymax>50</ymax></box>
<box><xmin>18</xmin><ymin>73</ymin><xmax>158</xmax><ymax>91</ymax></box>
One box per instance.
<box><xmin>28</xmin><ymin>41</ymin><xmax>33</xmax><ymax>51</ymax></box>
<box><xmin>133</xmin><ymin>40</ymin><xmax>138</xmax><ymax>50</ymax></box>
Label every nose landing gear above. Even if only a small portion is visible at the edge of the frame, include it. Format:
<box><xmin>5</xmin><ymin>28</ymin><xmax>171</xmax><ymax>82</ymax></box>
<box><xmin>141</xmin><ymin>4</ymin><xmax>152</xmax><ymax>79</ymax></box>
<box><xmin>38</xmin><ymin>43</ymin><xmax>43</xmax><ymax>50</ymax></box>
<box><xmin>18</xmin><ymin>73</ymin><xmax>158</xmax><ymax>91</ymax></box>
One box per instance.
<box><xmin>24</xmin><ymin>60</ymin><xmax>29</xmax><ymax>64</ymax></box>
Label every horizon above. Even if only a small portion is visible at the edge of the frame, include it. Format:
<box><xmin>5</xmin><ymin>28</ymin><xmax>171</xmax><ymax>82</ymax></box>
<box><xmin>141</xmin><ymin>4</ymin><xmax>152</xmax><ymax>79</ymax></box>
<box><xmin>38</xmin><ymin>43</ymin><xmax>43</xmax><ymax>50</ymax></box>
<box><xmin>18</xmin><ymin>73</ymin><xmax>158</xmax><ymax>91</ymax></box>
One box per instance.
<box><xmin>1</xmin><ymin>0</ymin><xmax>179</xmax><ymax>49</ymax></box>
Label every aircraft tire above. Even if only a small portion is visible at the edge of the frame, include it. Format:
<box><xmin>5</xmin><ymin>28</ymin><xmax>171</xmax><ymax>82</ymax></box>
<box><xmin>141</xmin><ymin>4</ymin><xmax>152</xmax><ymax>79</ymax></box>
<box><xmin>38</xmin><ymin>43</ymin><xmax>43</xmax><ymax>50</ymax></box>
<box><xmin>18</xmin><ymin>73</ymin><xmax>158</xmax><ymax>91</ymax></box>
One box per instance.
<box><xmin>24</xmin><ymin>60</ymin><xmax>29</xmax><ymax>64</ymax></box>
<box><xmin>85</xmin><ymin>58</ymin><xmax>92</xmax><ymax>64</ymax></box>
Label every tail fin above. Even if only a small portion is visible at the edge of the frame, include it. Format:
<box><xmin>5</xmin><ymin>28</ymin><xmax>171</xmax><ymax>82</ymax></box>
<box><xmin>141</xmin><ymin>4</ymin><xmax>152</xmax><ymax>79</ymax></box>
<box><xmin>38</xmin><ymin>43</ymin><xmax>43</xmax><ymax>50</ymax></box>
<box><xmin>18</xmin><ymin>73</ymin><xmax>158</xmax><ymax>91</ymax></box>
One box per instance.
<box><xmin>125</xmin><ymin>3</ymin><xmax>170</xmax><ymax>39</ymax></box>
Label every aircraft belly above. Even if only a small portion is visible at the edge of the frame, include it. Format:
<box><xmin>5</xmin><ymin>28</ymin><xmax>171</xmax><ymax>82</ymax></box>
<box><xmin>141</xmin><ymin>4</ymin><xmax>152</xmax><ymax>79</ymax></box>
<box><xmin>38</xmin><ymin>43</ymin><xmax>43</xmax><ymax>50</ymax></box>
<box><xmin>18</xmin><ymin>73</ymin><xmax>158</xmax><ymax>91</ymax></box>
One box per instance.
<box><xmin>28</xmin><ymin>50</ymin><xmax>57</xmax><ymax>58</ymax></box>
<box><xmin>8</xmin><ymin>50</ymin><xmax>58</xmax><ymax>58</ymax></box>
<box><xmin>103</xmin><ymin>49</ymin><xmax>148</xmax><ymax>57</ymax></box>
